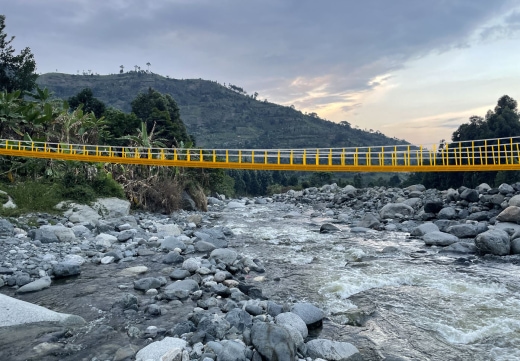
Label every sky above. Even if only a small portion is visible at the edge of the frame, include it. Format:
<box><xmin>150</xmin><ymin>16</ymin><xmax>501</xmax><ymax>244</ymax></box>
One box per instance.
<box><xmin>3</xmin><ymin>0</ymin><xmax>520</xmax><ymax>146</ymax></box>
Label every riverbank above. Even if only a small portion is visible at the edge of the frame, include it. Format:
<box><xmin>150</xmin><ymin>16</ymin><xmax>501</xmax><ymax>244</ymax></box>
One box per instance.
<box><xmin>2</xmin><ymin>182</ymin><xmax>520</xmax><ymax>360</ymax></box>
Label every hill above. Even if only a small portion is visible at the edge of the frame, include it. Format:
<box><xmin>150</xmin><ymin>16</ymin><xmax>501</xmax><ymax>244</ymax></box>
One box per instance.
<box><xmin>37</xmin><ymin>72</ymin><xmax>407</xmax><ymax>149</ymax></box>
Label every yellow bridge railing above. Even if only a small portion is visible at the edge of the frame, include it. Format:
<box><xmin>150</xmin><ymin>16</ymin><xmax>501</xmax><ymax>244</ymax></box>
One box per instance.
<box><xmin>1</xmin><ymin>137</ymin><xmax>520</xmax><ymax>172</ymax></box>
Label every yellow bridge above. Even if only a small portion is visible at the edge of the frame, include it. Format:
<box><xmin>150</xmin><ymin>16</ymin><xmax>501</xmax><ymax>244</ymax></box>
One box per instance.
<box><xmin>1</xmin><ymin>137</ymin><xmax>520</xmax><ymax>172</ymax></box>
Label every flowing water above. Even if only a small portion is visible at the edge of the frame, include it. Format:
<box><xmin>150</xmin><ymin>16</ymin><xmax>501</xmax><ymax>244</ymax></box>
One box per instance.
<box><xmin>220</xmin><ymin>202</ymin><xmax>520</xmax><ymax>360</ymax></box>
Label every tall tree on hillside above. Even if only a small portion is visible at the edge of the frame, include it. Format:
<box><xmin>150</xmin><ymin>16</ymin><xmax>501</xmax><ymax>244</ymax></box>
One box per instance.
<box><xmin>0</xmin><ymin>15</ymin><xmax>38</xmax><ymax>93</ymax></box>
<box><xmin>119</xmin><ymin>65</ymin><xmax>124</xmax><ymax>74</ymax></box>
<box><xmin>130</xmin><ymin>87</ymin><xmax>191</xmax><ymax>147</ymax></box>
<box><xmin>68</xmin><ymin>88</ymin><xmax>106</xmax><ymax>118</ymax></box>
<box><xmin>146</xmin><ymin>62</ymin><xmax>151</xmax><ymax>72</ymax></box>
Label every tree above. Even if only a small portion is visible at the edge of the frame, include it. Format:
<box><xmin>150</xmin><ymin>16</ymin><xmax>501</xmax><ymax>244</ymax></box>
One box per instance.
<box><xmin>0</xmin><ymin>15</ymin><xmax>38</xmax><ymax>93</ymax></box>
<box><xmin>130</xmin><ymin>88</ymin><xmax>191</xmax><ymax>147</ymax></box>
<box><xmin>68</xmin><ymin>88</ymin><xmax>106</xmax><ymax>118</ymax></box>
<box><xmin>119</xmin><ymin>65</ymin><xmax>124</xmax><ymax>74</ymax></box>
<box><xmin>146</xmin><ymin>62</ymin><xmax>151</xmax><ymax>72</ymax></box>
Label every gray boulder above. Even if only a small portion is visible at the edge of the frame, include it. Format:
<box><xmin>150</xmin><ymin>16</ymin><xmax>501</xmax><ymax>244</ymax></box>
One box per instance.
<box><xmin>0</xmin><ymin>218</ymin><xmax>14</xmax><ymax>237</ymax></box>
<box><xmin>291</xmin><ymin>303</ymin><xmax>325</xmax><ymax>328</ymax></box>
<box><xmin>161</xmin><ymin>236</ymin><xmax>187</xmax><ymax>251</ymax></box>
<box><xmin>194</xmin><ymin>241</ymin><xmax>217</xmax><ymax>252</ymax></box>
<box><xmin>16</xmin><ymin>276</ymin><xmax>51</xmax><ymax>293</ymax></box>
<box><xmin>379</xmin><ymin>203</ymin><xmax>414</xmax><ymax>219</ymax></box>
<box><xmin>251</xmin><ymin>322</ymin><xmax>296</xmax><ymax>361</ymax></box>
<box><xmin>511</xmin><ymin>239</ymin><xmax>520</xmax><ymax>254</ymax></box>
<box><xmin>423</xmin><ymin>199</ymin><xmax>443</xmax><ymax>214</ymax></box>
<box><xmin>438</xmin><ymin>207</ymin><xmax>457</xmax><ymax>220</ymax></box>
<box><xmin>475</xmin><ymin>229</ymin><xmax>510</xmax><ymax>256</ymax></box>
<box><xmin>509</xmin><ymin>195</ymin><xmax>520</xmax><ymax>207</ymax></box>
<box><xmin>39</xmin><ymin>225</ymin><xmax>76</xmax><ymax>243</ymax></box>
<box><xmin>224</xmin><ymin>308</ymin><xmax>253</xmax><ymax>332</ymax></box>
<box><xmin>275</xmin><ymin>312</ymin><xmax>308</xmax><ymax>339</ymax></box>
<box><xmin>405</xmin><ymin>184</ymin><xmax>426</xmax><ymax>192</ymax></box>
<box><xmin>354</xmin><ymin>214</ymin><xmax>380</xmax><ymax>229</ymax></box>
<box><xmin>164</xmin><ymin>279</ymin><xmax>199</xmax><ymax>300</ymax></box>
<box><xmin>423</xmin><ymin>231</ymin><xmax>459</xmax><ymax>246</ymax></box>
<box><xmin>440</xmin><ymin>242</ymin><xmax>478</xmax><ymax>254</ymax></box>
<box><xmin>320</xmin><ymin>223</ymin><xmax>341</xmax><ymax>233</ymax></box>
<box><xmin>134</xmin><ymin>277</ymin><xmax>162</xmax><ymax>291</ymax></box>
<box><xmin>93</xmin><ymin>198</ymin><xmax>130</xmax><ymax>219</ymax></box>
<box><xmin>52</xmin><ymin>262</ymin><xmax>81</xmax><ymax>278</ymax></box>
<box><xmin>306</xmin><ymin>339</ymin><xmax>362</xmax><ymax>361</ymax></box>
<box><xmin>210</xmin><ymin>249</ymin><xmax>237</xmax><ymax>266</ymax></box>
<box><xmin>447</xmin><ymin>224</ymin><xmax>479</xmax><ymax>238</ymax></box>
<box><xmin>497</xmin><ymin>206</ymin><xmax>520</xmax><ymax>223</ymax></box>
<box><xmin>135</xmin><ymin>337</ymin><xmax>187</xmax><ymax>361</ymax></box>
<box><xmin>477</xmin><ymin>183</ymin><xmax>491</xmax><ymax>194</ymax></box>
<box><xmin>216</xmin><ymin>340</ymin><xmax>247</xmax><ymax>361</ymax></box>
<box><xmin>410</xmin><ymin>223</ymin><xmax>439</xmax><ymax>237</ymax></box>
<box><xmin>498</xmin><ymin>183</ymin><xmax>514</xmax><ymax>195</ymax></box>
<box><xmin>460</xmin><ymin>189</ymin><xmax>479</xmax><ymax>203</ymax></box>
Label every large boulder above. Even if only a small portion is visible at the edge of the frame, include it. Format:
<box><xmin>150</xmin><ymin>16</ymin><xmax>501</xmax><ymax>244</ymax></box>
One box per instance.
<box><xmin>355</xmin><ymin>214</ymin><xmax>380</xmax><ymax>229</ymax></box>
<box><xmin>509</xmin><ymin>195</ymin><xmax>520</xmax><ymax>207</ymax></box>
<box><xmin>163</xmin><ymin>279</ymin><xmax>199</xmax><ymax>300</ymax></box>
<box><xmin>93</xmin><ymin>198</ymin><xmax>130</xmax><ymax>219</ymax></box>
<box><xmin>475</xmin><ymin>229</ymin><xmax>510</xmax><ymax>256</ymax></box>
<box><xmin>290</xmin><ymin>303</ymin><xmax>325</xmax><ymax>329</ymax></box>
<box><xmin>447</xmin><ymin>224</ymin><xmax>479</xmax><ymax>238</ymax></box>
<box><xmin>423</xmin><ymin>199</ymin><xmax>443</xmax><ymax>214</ymax></box>
<box><xmin>498</xmin><ymin>183</ymin><xmax>514</xmax><ymax>195</ymax></box>
<box><xmin>405</xmin><ymin>184</ymin><xmax>426</xmax><ymax>192</ymax></box>
<box><xmin>423</xmin><ymin>231</ymin><xmax>459</xmax><ymax>246</ymax></box>
<box><xmin>275</xmin><ymin>312</ymin><xmax>308</xmax><ymax>339</ymax></box>
<box><xmin>251</xmin><ymin>322</ymin><xmax>296</xmax><ymax>361</ymax></box>
<box><xmin>38</xmin><ymin>225</ymin><xmax>76</xmax><ymax>243</ymax></box>
<box><xmin>306</xmin><ymin>339</ymin><xmax>362</xmax><ymax>361</ymax></box>
<box><xmin>210</xmin><ymin>249</ymin><xmax>237</xmax><ymax>266</ymax></box>
<box><xmin>379</xmin><ymin>203</ymin><xmax>414</xmax><ymax>219</ymax></box>
<box><xmin>63</xmin><ymin>203</ymin><xmax>101</xmax><ymax>225</ymax></box>
<box><xmin>135</xmin><ymin>337</ymin><xmax>187</xmax><ymax>361</ymax></box>
<box><xmin>0</xmin><ymin>218</ymin><xmax>14</xmax><ymax>237</ymax></box>
<box><xmin>437</xmin><ymin>207</ymin><xmax>457</xmax><ymax>220</ymax></box>
<box><xmin>477</xmin><ymin>183</ymin><xmax>491</xmax><ymax>194</ymax></box>
<box><xmin>497</xmin><ymin>206</ymin><xmax>520</xmax><ymax>223</ymax></box>
<box><xmin>460</xmin><ymin>189</ymin><xmax>479</xmax><ymax>203</ymax></box>
<box><xmin>410</xmin><ymin>223</ymin><xmax>439</xmax><ymax>237</ymax></box>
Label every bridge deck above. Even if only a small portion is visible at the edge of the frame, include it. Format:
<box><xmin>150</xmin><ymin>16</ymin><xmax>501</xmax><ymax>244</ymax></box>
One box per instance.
<box><xmin>0</xmin><ymin>137</ymin><xmax>519</xmax><ymax>172</ymax></box>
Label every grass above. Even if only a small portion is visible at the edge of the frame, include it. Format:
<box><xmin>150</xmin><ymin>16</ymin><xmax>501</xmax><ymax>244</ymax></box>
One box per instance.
<box><xmin>0</xmin><ymin>181</ymin><xmax>63</xmax><ymax>216</ymax></box>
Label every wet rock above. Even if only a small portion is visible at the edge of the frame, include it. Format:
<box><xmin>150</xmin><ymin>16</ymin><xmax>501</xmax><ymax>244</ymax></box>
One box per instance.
<box><xmin>170</xmin><ymin>321</ymin><xmax>196</xmax><ymax>337</ymax></box>
<box><xmin>16</xmin><ymin>276</ymin><xmax>51</xmax><ymax>293</ymax></box>
<box><xmin>227</xmin><ymin>201</ymin><xmax>246</xmax><ymax>209</ymax></box>
<box><xmin>306</xmin><ymin>339</ymin><xmax>362</xmax><ymax>361</ymax></box>
<box><xmin>216</xmin><ymin>340</ymin><xmax>247</xmax><ymax>361</ymax></box>
<box><xmin>498</xmin><ymin>183</ymin><xmax>514</xmax><ymax>195</ymax></box>
<box><xmin>0</xmin><ymin>218</ymin><xmax>14</xmax><ymax>236</ymax></box>
<box><xmin>163</xmin><ymin>251</ymin><xmax>185</xmax><ymax>265</ymax></box>
<box><xmin>354</xmin><ymin>214</ymin><xmax>380</xmax><ymax>229</ymax></box>
<box><xmin>410</xmin><ymin>223</ymin><xmax>439</xmax><ymax>237</ymax></box>
<box><xmin>117</xmin><ymin>229</ymin><xmax>135</xmax><ymax>242</ymax></box>
<box><xmin>320</xmin><ymin>223</ymin><xmax>341</xmax><ymax>233</ymax></box>
<box><xmin>162</xmin><ymin>236</ymin><xmax>187</xmax><ymax>251</ymax></box>
<box><xmin>195</xmin><ymin>240</ymin><xmax>217</xmax><ymax>252</ymax></box>
<box><xmin>183</xmin><ymin>258</ymin><xmax>202</xmax><ymax>273</ymax></box>
<box><xmin>447</xmin><ymin>224</ymin><xmax>479</xmax><ymax>238</ymax></box>
<box><xmin>440</xmin><ymin>242</ymin><xmax>478</xmax><ymax>254</ymax></box>
<box><xmin>114</xmin><ymin>293</ymin><xmax>138</xmax><ymax>310</ymax></box>
<box><xmin>438</xmin><ymin>207</ymin><xmax>457</xmax><ymax>220</ymax></box>
<box><xmin>170</xmin><ymin>268</ymin><xmax>191</xmax><ymax>280</ymax></box>
<box><xmin>511</xmin><ymin>239</ymin><xmax>520</xmax><ymax>254</ymax></box>
<box><xmin>423</xmin><ymin>231</ymin><xmax>459</xmax><ymax>246</ymax></box>
<box><xmin>291</xmin><ymin>302</ymin><xmax>325</xmax><ymax>329</ymax></box>
<box><xmin>251</xmin><ymin>322</ymin><xmax>296</xmax><ymax>361</ymax></box>
<box><xmin>475</xmin><ymin>229</ymin><xmax>510</xmax><ymax>256</ymax></box>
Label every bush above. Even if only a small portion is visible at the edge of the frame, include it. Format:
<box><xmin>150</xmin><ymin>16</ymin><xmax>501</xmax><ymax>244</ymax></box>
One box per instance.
<box><xmin>0</xmin><ymin>181</ymin><xmax>63</xmax><ymax>215</ymax></box>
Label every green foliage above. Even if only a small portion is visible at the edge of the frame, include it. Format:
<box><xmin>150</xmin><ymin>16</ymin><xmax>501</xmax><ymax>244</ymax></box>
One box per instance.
<box><xmin>0</xmin><ymin>15</ymin><xmax>38</xmax><ymax>93</ymax></box>
<box><xmin>68</xmin><ymin>88</ymin><xmax>106</xmax><ymax>118</ymax></box>
<box><xmin>103</xmin><ymin>108</ymin><xmax>141</xmax><ymax>144</ymax></box>
<box><xmin>37</xmin><ymin>72</ymin><xmax>407</xmax><ymax>150</ymax></box>
<box><xmin>208</xmin><ymin>170</ymin><xmax>235</xmax><ymax>198</ymax></box>
<box><xmin>0</xmin><ymin>181</ymin><xmax>62</xmax><ymax>216</ymax></box>
<box><xmin>131</xmin><ymin>88</ymin><xmax>190</xmax><ymax>147</ymax></box>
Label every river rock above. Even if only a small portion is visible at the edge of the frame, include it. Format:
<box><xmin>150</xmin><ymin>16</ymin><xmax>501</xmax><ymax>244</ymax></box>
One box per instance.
<box><xmin>496</xmin><ymin>206</ymin><xmax>520</xmax><ymax>223</ymax></box>
<box><xmin>93</xmin><ymin>197</ymin><xmax>130</xmax><ymax>219</ymax></box>
<box><xmin>379</xmin><ymin>203</ymin><xmax>413</xmax><ymax>219</ymax></box>
<box><xmin>511</xmin><ymin>239</ymin><xmax>520</xmax><ymax>254</ymax></box>
<box><xmin>275</xmin><ymin>312</ymin><xmax>308</xmax><ymax>339</ymax></box>
<box><xmin>498</xmin><ymin>183</ymin><xmax>514</xmax><ymax>195</ymax></box>
<box><xmin>164</xmin><ymin>279</ymin><xmax>199</xmax><ymax>300</ymax></box>
<box><xmin>162</xmin><ymin>236</ymin><xmax>187</xmax><ymax>251</ymax></box>
<box><xmin>410</xmin><ymin>223</ymin><xmax>439</xmax><ymax>237</ymax></box>
<box><xmin>354</xmin><ymin>214</ymin><xmax>380</xmax><ymax>229</ymax></box>
<box><xmin>215</xmin><ymin>340</ymin><xmax>247</xmax><ymax>361</ymax></box>
<box><xmin>210</xmin><ymin>249</ymin><xmax>237</xmax><ymax>265</ymax></box>
<box><xmin>40</xmin><ymin>225</ymin><xmax>76</xmax><ymax>243</ymax></box>
<box><xmin>251</xmin><ymin>322</ymin><xmax>296</xmax><ymax>361</ymax></box>
<box><xmin>0</xmin><ymin>218</ymin><xmax>14</xmax><ymax>237</ymax></box>
<box><xmin>170</xmin><ymin>268</ymin><xmax>191</xmax><ymax>280</ymax></box>
<box><xmin>460</xmin><ymin>189</ymin><xmax>479</xmax><ymax>203</ymax></box>
<box><xmin>134</xmin><ymin>277</ymin><xmax>162</xmax><ymax>291</ymax></box>
<box><xmin>437</xmin><ymin>207</ymin><xmax>457</xmax><ymax>220</ymax></box>
<box><xmin>16</xmin><ymin>276</ymin><xmax>51</xmax><ymax>293</ymax></box>
<box><xmin>447</xmin><ymin>224</ymin><xmax>479</xmax><ymax>238</ymax></box>
<box><xmin>306</xmin><ymin>339</ymin><xmax>362</xmax><ymax>361</ymax></box>
<box><xmin>52</xmin><ymin>262</ymin><xmax>81</xmax><ymax>278</ymax></box>
<box><xmin>423</xmin><ymin>199</ymin><xmax>443</xmax><ymax>214</ymax></box>
<box><xmin>405</xmin><ymin>184</ymin><xmax>426</xmax><ymax>192</ymax></box>
<box><xmin>135</xmin><ymin>337</ymin><xmax>187</xmax><ymax>361</ymax></box>
<box><xmin>227</xmin><ymin>201</ymin><xmax>246</xmax><ymax>209</ymax></box>
<box><xmin>440</xmin><ymin>242</ymin><xmax>478</xmax><ymax>254</ymax></box>
<box><xmin>156</xmin><ymin>223</ymin><xmax>182</xmax><ymax>237</ymax></box>
<box><xmin>477</xmin><ymin>183</ymin><xmax>491</xmax><ymax>193</ymax></box>
<box><xmin>320</xmin><ymin>223</ymin><xmax>341</xmax><ymax>233</ymax></box>
<box><xmin>194</xmin><ymin>240</ymin><xmax>217</xmax><ymax>252</ymax></box>
<box><xmin>475</xmin><ymin>229</ymin><xmax>510</xmax><ymax>255</ymax></box>
<box><xmin>291</xmin><ymin>302</ymin><xmax>325</xmax><ymax>329</ymax></box>
<box><xmin>225</xmin><ymin>308</ymin><xmax>253</xmax><ymax>332</ymax></box>
<box><xmin>63</xmin><ymin>203</ymin><xmax>101</xmax><ymax>225</ymax></box>
<box><xmin>423</xmin><ymin>231</ymin><xmax>459</xmax><ymax>246</ymax></box>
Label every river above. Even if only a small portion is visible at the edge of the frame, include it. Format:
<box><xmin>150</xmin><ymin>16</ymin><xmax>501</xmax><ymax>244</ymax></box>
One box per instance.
<box><xmin>219</xmin><ymin>201</ymin><xmax>520</xmax><ymax>361</ymax></box>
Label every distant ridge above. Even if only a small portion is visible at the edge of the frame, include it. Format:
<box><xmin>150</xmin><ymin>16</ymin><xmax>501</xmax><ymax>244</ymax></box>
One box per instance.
<box><xmin>37</xmin><ymin>72</ymin><xmax>408</xmax><ymax>149</ymax></box>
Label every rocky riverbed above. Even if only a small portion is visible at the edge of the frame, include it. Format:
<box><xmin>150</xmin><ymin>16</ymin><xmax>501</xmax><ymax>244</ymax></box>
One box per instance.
<box><xmin>2</xmin><ymin>182</ymin><xmax>520</xmax><ymax>361</ymax></box>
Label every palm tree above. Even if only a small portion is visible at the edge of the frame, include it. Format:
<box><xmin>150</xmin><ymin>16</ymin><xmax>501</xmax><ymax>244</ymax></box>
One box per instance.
<box><xmin>146</xmin><ymin>62</ymin><xmax>151</xmax><ymax>72</ymax></box>
<box><xmin>120</xmin><ymin>65</ymin><xmax>124</xmax><ymax>74</ymax></box>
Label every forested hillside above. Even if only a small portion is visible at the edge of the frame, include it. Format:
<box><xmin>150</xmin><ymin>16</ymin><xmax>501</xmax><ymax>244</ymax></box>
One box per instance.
<box><xmin>37</xmin><ymin>72</ymin><xmax>407</xmax><ymax>149</ymax></box>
